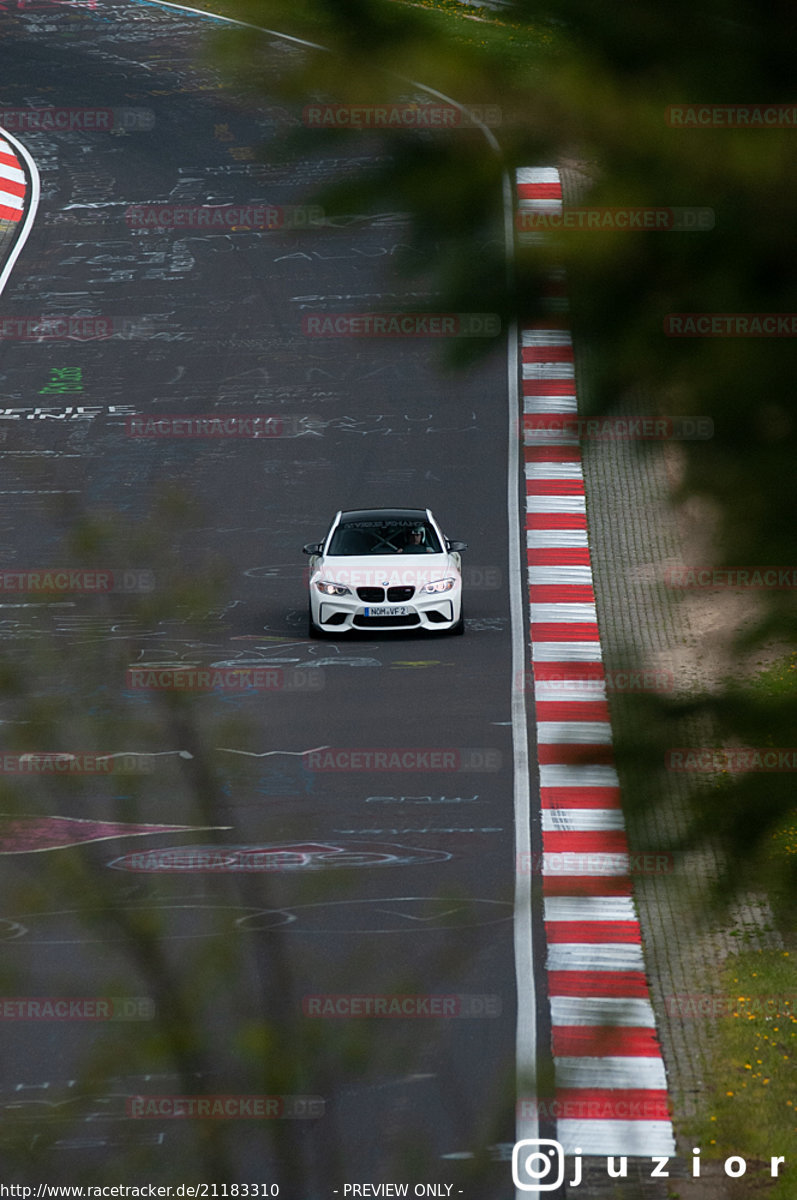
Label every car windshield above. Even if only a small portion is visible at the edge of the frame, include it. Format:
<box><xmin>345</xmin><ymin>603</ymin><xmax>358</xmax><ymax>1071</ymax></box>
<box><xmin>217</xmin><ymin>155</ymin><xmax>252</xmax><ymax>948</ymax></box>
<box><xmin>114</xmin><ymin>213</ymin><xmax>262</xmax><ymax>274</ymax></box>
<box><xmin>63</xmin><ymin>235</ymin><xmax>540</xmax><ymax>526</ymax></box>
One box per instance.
<box><xmin>326</xmin><ymin>518</ymin><xmax>442</xmax><ymax>556</ymax></box>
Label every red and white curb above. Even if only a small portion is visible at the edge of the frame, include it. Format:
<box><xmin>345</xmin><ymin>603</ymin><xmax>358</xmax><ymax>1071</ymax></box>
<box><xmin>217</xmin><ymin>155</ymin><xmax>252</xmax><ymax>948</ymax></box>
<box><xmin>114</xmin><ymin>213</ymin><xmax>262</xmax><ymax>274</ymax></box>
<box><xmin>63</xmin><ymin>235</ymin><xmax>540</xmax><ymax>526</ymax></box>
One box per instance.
<box><xmin>517</xmin><ymin>166</ymin><xmax>675</xmax><ymax>1157</ymax></box>
<box><xmin>0</xmin><ymin>130</ymin><xmax>40</xmax><ymax>300</ymax></box>
<box><xmin>0</xmin><ymin>137</ymin><xmax>26</xmax><ymax>223</ymax></box>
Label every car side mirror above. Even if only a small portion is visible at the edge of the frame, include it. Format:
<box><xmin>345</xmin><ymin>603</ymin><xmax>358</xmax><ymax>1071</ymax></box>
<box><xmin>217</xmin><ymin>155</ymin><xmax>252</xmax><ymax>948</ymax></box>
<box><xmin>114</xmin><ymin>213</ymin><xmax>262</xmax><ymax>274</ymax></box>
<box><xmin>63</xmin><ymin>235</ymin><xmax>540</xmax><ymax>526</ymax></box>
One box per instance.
<box><xmin>447</xmin><ymin>540</ymin><xmax>467</xmax><ymax>552</ymax></box>
<box><xmin>302</xmin><ymin>542</ymin><xmax>323</xmax><ymax>555</ymax></box>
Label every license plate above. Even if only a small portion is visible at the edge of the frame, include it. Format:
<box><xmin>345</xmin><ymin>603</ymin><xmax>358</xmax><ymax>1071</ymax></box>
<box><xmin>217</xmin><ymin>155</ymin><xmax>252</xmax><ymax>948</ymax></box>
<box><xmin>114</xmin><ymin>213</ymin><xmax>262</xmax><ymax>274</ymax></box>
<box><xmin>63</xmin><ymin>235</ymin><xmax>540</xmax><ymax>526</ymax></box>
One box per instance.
<box><xmin>364</xmin><ymin>605</ymin><xmax>411</xmax><ymax>617</ymax></box>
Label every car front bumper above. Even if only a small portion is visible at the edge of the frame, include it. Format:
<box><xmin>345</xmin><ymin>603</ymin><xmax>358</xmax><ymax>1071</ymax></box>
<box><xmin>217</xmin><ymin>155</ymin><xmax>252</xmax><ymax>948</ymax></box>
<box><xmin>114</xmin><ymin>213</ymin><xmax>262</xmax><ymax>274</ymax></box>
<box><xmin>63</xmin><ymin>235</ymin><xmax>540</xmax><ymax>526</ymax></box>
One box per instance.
<box><xmin>311</xmin><ymin>592</ymin><xmax>461</xmax><ymax>632</ymax></box>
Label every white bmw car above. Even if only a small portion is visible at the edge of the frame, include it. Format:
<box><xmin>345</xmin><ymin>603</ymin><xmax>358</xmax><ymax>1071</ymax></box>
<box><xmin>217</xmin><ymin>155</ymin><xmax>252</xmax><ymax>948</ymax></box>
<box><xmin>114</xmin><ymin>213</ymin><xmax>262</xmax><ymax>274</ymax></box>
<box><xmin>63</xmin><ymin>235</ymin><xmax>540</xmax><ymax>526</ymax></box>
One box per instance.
<box><xmin>303</xmin><ymin>508</ymin><xmax>466</xmax><ymax>637</ymax></box>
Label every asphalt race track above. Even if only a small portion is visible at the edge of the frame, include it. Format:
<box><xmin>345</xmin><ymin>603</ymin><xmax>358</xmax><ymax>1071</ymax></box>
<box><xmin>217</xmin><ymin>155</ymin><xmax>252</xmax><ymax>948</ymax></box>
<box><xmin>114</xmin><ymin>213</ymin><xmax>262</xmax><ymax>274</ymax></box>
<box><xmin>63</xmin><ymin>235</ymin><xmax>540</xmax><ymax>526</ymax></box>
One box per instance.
<box><xmin>0</xmin><ymin>3</ymin><xmax>545</xmax><ymax>1195</ymax></box>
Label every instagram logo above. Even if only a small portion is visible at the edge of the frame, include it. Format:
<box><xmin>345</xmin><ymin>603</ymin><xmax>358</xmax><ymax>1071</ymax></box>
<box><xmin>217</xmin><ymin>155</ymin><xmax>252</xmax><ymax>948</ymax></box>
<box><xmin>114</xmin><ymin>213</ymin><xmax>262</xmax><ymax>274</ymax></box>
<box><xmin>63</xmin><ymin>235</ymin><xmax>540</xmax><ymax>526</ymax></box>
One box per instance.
<box><xmin>512</xmin><ymin>1138</ymin><xmax>565</xmax><ymax>1191</ymax></box>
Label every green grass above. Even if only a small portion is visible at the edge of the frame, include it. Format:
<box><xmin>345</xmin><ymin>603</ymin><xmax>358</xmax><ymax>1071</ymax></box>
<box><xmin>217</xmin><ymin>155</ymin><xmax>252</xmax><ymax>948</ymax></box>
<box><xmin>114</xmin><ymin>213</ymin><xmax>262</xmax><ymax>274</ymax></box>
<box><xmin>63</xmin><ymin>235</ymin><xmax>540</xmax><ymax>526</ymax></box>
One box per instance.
<box><xmin>747</xmin><ymin>652</ymin><xmax>797</xmax><ymax>927</ymax></box>
<box><xmin>749</xmin><ymin>649</ymin><xmax>797</xmax><ymax>699</ymax></box>
<box><xmin>690</xmin><ymin>948</ymin><xmax>797</xmax><ymax>1197</ymax></box>
<box><xmin>388</xmin><ymin>0</ymin><xmax>560</xmax><ymax>62</ymax></box>
<box><xmin>668</xmin><ymin>793</ymin><xmax>797</xmax><ymax>1193</ymax></box>
<box><xmin>174</xmin><ymin>0</ymin><xmax>559</xmax><ymax>69</ymax></box>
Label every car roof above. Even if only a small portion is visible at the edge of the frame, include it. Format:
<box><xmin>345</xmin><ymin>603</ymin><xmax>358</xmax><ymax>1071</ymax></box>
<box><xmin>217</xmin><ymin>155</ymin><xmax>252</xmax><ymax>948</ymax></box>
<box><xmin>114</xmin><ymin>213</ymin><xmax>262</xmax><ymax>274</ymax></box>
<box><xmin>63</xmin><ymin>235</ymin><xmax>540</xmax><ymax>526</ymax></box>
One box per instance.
<box><xmin>337</xmin><ymin>508</ymin><xmax>430</xmax><ymax>522</ymax></box>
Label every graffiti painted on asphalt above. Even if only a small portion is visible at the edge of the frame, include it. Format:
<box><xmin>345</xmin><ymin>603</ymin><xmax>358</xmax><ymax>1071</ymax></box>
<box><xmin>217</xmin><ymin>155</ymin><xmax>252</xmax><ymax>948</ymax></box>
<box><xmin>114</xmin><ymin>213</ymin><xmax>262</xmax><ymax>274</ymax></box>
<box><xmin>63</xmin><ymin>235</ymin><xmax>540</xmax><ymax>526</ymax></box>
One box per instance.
<box><xmin>0</xmin><ymin>897</ymin><xmax>513</xmax><ymax>942</ymax></box>
<box><xmin>106</xmin><ymin>841</ymin><xmax>452</xmax><ymax>873</ymax></box>
<box><xmin>365</xmin><ymin>795</ymin><xmax>482</xmax><ymax>805</ymax></box>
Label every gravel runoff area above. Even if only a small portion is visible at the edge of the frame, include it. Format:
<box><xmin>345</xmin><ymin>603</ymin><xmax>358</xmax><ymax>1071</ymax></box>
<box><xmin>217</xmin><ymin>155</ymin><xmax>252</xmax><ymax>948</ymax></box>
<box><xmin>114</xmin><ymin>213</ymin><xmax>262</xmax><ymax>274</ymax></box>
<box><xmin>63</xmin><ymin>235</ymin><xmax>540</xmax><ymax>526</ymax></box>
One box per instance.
<box><xmin>558</xmin><ymin>164</ymin><xmax>785</xmax><ymax>1197</ymax></box>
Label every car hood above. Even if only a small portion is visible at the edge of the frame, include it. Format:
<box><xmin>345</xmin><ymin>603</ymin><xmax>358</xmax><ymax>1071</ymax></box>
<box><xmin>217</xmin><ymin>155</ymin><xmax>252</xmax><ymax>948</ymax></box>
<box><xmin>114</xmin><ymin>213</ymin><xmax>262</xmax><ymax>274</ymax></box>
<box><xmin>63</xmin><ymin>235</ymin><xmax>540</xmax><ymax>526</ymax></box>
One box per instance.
<box><xmin>314</xmin><ymin>553</ymin><xmax>458</xmax><ymax>589</ymax></box>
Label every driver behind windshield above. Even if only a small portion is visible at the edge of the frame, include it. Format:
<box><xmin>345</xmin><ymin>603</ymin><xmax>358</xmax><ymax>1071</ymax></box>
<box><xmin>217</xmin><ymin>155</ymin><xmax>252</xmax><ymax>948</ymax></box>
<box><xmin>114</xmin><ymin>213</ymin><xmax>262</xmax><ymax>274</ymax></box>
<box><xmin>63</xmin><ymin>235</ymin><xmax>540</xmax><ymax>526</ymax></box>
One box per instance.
<box><xmin>398</xmin><ymin>525</ymin><xmax>431</xmax><ymax>553</ymax></box>
<box><xmin>327</xmin><ymin>520</ymin><xmax>440</xmax><ymax>555</ymax></box>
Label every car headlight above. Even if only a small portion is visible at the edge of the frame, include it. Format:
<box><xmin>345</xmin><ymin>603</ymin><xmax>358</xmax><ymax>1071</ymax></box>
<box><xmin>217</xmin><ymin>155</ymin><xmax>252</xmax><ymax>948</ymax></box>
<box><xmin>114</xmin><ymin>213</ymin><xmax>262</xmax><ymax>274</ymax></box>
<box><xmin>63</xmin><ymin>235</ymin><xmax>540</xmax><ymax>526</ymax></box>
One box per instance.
<box><xmin>422</xmin><ymin>578</ymin><xmax>456</xmax><ymax>594</ymax></box>
<box><xmin>315</xmin><ymin>581</ymin><xmax>351</xmax><ymax>597</ymax></box>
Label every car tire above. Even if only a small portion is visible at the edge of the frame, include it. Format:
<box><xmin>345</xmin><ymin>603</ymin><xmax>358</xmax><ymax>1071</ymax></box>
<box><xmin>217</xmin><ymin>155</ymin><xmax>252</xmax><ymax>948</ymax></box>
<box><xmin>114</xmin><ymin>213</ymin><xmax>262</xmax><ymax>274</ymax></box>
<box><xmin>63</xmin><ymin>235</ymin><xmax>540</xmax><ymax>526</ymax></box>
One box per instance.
<box><xmin>450</xmin><ymin>603</ymin><xmax>465</xmax><ymax>636</ymax></box>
